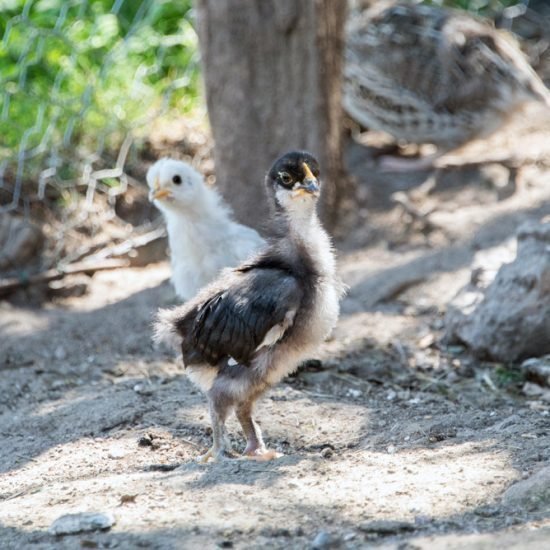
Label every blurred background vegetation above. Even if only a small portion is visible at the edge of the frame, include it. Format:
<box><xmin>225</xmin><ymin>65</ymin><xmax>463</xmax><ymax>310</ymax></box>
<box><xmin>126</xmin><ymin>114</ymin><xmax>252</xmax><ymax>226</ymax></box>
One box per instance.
<box><xmin>0</xmin><ymin>0</ymin><xmax>200</xmax><ymax>209</ymax></box>
<box><xmin>0</xmin><ymin>0</ymin><xmax>538</xmax><ymax>215</ymax></box>
<box><xmin>429</xmin><ymin>0</ymin><xmax>520</xmax><ymax>14</ymax></box>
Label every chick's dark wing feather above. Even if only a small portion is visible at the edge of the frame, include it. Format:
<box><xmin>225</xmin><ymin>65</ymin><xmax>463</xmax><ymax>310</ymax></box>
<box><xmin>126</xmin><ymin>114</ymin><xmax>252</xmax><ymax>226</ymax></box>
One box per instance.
<box><xmin>178</xmin><ymin>269</ymin><xmax>302</xmax><ymax>366</ymax></box>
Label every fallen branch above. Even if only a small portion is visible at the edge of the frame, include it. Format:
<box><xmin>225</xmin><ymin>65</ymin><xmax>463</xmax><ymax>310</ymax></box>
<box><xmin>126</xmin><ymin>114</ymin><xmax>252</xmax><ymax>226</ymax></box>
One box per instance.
<box><xmin>86</xmin><ymin>225</ymin><xmax>166</xmax><ymax>264</ymax></box>
<box><xmin>0</xmin><ymin>258</ymin><xmax>130</xmax><ymax>297</ymax></box>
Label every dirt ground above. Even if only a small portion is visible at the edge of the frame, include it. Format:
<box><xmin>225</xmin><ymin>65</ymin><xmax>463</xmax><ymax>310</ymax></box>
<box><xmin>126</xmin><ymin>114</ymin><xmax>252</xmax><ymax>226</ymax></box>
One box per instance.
<box><xmin>1</xmin><ymin>112</ymin><xmax>550</xmax><ymax>549</ymax></box>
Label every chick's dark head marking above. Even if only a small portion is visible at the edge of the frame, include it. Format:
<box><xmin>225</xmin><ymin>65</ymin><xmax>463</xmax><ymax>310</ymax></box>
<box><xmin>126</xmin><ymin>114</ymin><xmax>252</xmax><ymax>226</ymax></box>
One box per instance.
<box><xmin>265</xmin><ymin>151</ymin><xmax>321</xmax><ymax>212</ymax></box>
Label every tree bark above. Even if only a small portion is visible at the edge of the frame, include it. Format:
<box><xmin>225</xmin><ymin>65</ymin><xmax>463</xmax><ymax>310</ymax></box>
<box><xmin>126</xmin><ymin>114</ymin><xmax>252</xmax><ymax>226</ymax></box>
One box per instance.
<box><xmin>195</xmin><ymin>0</ymin><xmax>348</xmax><ymax>233</ymax></box>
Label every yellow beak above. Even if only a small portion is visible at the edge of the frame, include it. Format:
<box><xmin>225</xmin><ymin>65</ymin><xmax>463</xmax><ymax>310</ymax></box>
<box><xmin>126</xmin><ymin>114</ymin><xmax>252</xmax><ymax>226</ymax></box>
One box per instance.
<box><xmin>153</xmin><ymin>188</ymin><xmax>172</xmax><ymax>200</ymax></box>
<box><xmin>151</xmin><ymin>177</ymin><xmax>172</xmax><ymax>200</ymax></box>
<box><xmin>302</xmin><ymin>162</ymin><xmax>315</xmax><ymax>180</ymax></box>
<box><xmin>292</xmin><ymin>162</ymin><xmax>320</xmax><ymax>197</ymax></box>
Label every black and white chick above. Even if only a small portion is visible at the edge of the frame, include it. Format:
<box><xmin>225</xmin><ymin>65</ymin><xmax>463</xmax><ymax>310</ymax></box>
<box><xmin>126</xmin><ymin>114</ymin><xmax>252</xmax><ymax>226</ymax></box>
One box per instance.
<box><xmin>147</xmin><ymin>158</ymin><xmax>265</xmax><ymax>300</ymax></box>
<box><xmin>154</xmin><ymin>151</ymin><xmax>344</xmax><ymax>462</ymax></box>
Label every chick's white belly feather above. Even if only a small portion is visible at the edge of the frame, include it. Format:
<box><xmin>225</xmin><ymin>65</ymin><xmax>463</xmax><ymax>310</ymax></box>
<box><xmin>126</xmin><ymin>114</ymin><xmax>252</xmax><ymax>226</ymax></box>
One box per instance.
<box><xmin>168</xmin><ymin>221</ymin><xmax>264</xmax><ymax>299</ymax></box>
<box><xmin>186</xmin><ymin>364</ymin><xmax>219</xmax><ymax>392</ymax></box>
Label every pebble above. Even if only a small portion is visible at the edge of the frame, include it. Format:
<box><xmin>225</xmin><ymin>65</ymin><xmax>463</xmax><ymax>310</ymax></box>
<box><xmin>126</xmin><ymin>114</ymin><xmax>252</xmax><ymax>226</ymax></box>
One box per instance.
<box><xmin>502</xmin><ymin>466</ymin><xmax>550</xmax><ymax>509</ymax></box>
<box><xmin>49</xmin><ymin>512</ymin><xmax>115</xmax><ymax>535</ymax></box>
<box><xmin>386</xmin><ymin>390</ymin><xmax>397</xmax><ymax>401</ymax></box>
<box><xmin>320</xmin><ymin>447</ymin><xmax>334</xmax><ymax>459</ymax></box>
<box><xmin>54</xmin><ymin>345</ymin><xmax>67</xmax><ymax>361</ymax></box>
<box><xmin>522</xmin><ymin>382</ymin><xmax>550</xmax><ymax>402</ymax></box>
<box><xmin>107</xmin><ymin>445</ymin><xmax>127</xmax><ymax>459</ymax></box>
<box><xmin>138</xmin><ymin>434</ymin><xmax>155</xmax><ymax>447</ymax></box>
<box><xmin>133</xmin><ymin>382</ymin><xmax>154</xmax><ymax>395</ymax></box>
<box><xmin>311</xmin><ymin>531</ymin><xmax>335</xmax><ymax>549</ymax></box>
<box><xmin>521</xmin><ymin>355</ymin><xmax>550</xmax><ymax>388</ymax></box>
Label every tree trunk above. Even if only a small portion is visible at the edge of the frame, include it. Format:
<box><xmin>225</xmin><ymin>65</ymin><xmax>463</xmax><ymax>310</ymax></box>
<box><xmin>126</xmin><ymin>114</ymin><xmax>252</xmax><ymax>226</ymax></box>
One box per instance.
<box><xmin>195</xmin><ymin>0</ymin><xmax>348</xmax><ymax>233</ymax></box>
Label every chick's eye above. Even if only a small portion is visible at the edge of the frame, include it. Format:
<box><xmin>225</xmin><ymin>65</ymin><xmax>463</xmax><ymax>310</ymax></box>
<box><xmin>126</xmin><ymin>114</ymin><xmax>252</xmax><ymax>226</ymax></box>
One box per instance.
<box><xmin>172</xmin><ymin>175</ymin><xmax>182</xmax><ymax>185</ymax></box>
<box><xmin>279</xmin><ymin>172</ymin><xmax>292</xmax><ymax>186</ymax></box>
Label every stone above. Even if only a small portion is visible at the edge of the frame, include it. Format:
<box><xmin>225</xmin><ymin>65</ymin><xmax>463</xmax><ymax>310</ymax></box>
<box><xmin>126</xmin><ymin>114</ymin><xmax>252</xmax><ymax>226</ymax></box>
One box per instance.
<box><xmin>320</xmin><ymin>447</ymin><xmax>334</xmax><ymax>459</ymax></box>
<box><xmin>521</xmin><ymin>355</ymin><xmax>550</xmax><ymax>387</ymax></box>
<box><xmin>311</xmin><ymin>531</ymin><xmax>336</xmax><ymax>549</ymax></box>
<box><xmin>0</xmin><ymin>213</ymin><xmax>44</xmax><ymax>271</ymax></box>
<box><xmin>445</xmin><ymin>221</ymin><xmax>550</xmax><ymax>362</ymax></box>
<box><xmin>49</xmin><ymin>512</ymin><xmax>115</xmax><ymax>535</ymax></box>
<box><xmin>502</xmin><ymin>466</ymin><xmax>550</xmax><ymax>510</ymax></box>
<box><xmin>522</xmin><ymin>382</ymin><xmax>550</xmax><ymax>402</ymax></box>
<box><xmin>53</xmin><ymin>346</ymin><xmax>67</xmax><ymax>361</ymax></box>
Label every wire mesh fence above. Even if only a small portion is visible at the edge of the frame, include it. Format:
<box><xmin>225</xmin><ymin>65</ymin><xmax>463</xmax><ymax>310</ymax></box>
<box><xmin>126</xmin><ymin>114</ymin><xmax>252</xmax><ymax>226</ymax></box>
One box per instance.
<box><xmin>0</xmin><ymin>0</ymin><xmax>203</xmax><ymax>272</ymax></box>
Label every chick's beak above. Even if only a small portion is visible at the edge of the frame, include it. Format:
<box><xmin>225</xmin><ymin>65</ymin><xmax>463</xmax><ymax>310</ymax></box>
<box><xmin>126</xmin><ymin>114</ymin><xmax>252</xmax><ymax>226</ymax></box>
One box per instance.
<box><xmin>293</xmin><ymin>162</ymin><xmax>320</xmax><ymax>197</ymax></box>
<box><xmin>149</xmin><ymin>177</ymin><xmax>172</xmax><ymax>201</ymax></box>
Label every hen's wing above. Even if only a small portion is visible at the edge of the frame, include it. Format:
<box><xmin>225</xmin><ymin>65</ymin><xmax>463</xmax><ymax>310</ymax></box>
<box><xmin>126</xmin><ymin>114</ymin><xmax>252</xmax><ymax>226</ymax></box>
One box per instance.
<box><xmin>176</xmin><ymin>268</ymin><xmax>302</xmax><ymax>366</ymax></box>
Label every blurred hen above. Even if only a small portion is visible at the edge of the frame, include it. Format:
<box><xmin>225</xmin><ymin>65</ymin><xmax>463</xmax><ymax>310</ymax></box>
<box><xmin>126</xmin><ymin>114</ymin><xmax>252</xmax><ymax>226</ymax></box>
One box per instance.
<box><xmin>344</xmin><ymin>1</ymin><xmax>550</xmax><ymax>169</ymax></box>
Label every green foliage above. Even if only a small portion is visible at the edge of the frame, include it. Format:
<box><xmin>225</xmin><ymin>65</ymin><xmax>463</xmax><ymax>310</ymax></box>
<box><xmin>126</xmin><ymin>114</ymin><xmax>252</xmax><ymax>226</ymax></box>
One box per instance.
<box><xmin>0</xmin><ymin>0</ymin><xmax>200</xmax><ymax>169</ymax></box>
<box><xmin>425</xmin><ymin>0</ymin><xmax>522</xmax><ymax>16</ymax></box>
<box><xmin>494</xmin><ymin>364</ymin><xmax>525</xmax><ymax>389</ymax></box>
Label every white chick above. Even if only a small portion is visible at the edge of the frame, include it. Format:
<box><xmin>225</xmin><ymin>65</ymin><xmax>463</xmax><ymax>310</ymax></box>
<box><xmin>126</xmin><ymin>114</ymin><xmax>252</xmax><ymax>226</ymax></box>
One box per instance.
<box><xmin>147</xmin><ymin>158</ymin><xmax>265</xmax><ymax>300</ymax></box>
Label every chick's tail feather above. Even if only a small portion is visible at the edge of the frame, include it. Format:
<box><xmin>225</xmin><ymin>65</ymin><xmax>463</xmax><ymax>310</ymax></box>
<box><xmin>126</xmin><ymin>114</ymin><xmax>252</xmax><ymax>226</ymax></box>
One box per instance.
<box><xmin>153</xmin><ymin>307</ymin><xmax>181</xmax><ymax>349</ymax></box>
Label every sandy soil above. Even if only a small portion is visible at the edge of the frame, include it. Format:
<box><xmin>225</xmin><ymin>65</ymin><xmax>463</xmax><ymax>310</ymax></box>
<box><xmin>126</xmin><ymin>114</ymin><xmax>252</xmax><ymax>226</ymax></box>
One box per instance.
<box><xmin>2</xmin><ymin>125</ymin><xmax>550</xmax><ymax>549</ymax></box>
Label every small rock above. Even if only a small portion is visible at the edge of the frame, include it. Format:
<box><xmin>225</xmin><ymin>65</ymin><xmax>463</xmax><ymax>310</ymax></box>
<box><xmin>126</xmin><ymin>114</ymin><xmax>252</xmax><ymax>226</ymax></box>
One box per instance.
<box><xmin>521</xmin><ymin>355</ymin><xmax>550</xmax><ymax>388</ymax></box>
<box><xmin>320</xmin><ymin>447</ymin><xmax>334</xmax><ymax>459</ymax></box>
<box><xmin>119</xmin><ymin>494</ymin><xmax>137</xmax><ymax>505</ymax></box>
<box><xmin>0</xmin><ymin>213</ymin><xmax>44</xmax><ymax>270</ymax></box>
<box><xmin>49</xmin><ymin>512</ymin><xmax>115</xmax><ymax>535</ymax></box>
<box><xmin>428</xmin><ymin>423</ymin><xmax>457</xmax><ymax>442</ymax></box>
<box><xmin>522</xmin><ymin>382</ymin><xmax>550</xmax><ymax>402</ymax></box>
<box><xmin>138</xmin><ymin>434</ymin><xmax>156</xmax><ymax>448</ymax></box>
<box><xmin>358</xmin><ymin>520</ymin><xmax>415</xmax><ymax>535</ymax></box>
<box><xmin>445</xmin><ymin>221</ymin><xmax>550</xmax><ymax>362</ymax></box>
<box><xmin>54</xmin><ymin>346</ymin><xmax>67</xmax><ymax>361</ymax></box>
<box><xmin>133</xmin><ymin>382</ymin><xmax>154</xmax><ymax>396</ymax></box>
<box><xmin>523</xmin><ymin>382</ymin><xmax>545</xmax><ymax>397</ymax></box>
<box><xmin>311</xmin><ymin>531</ymin><xmax>336</xmax><ymax>549</ymax></box>
<box><xmin>418</xmin><ymin>333</ymin><xmax>435</xmax><ymax>349</ymax></box>
<box><xmin>107</xmin><ymin>445</ymin><xmax>127</xmax><ymax>459</ymax></box>
<box><xmin>502</xmin><ymin>466</ymin><xmax>550</xmax><ymax>510</ymax></box>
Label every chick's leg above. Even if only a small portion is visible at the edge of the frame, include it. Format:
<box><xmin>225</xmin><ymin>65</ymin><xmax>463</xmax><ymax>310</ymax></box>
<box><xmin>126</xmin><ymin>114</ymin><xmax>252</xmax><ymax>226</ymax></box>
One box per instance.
<box><xmin>236</xmin><ymin>399</ymin><xmax>281</xmax><ymax>461</ymax></box>
<box><xmin>197</xmin><ymin>393</ymin><xmax>236</xmax><ymax>463</ymax></box>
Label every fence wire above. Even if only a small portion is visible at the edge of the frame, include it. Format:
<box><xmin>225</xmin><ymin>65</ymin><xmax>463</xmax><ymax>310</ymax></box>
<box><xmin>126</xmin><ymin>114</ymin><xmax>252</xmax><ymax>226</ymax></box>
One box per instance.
<box><xmin>0</xmin><ymin>0</ymin><xmax>200</xmax><ymax>229</ymax></box>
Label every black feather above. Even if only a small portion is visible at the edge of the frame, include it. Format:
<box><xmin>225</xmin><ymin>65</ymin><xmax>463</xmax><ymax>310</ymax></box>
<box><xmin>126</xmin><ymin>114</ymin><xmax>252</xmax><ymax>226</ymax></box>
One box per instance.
<box><xmin>175</xmin><ymin>267</ymin><xmax>303</xmax><ymax>366</ymax></box>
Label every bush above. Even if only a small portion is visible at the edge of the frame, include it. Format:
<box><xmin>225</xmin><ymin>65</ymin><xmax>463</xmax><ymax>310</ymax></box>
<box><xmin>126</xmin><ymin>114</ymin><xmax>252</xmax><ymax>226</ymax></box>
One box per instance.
<box><xmin>0</xmin><ymin>0</ymin><xmax>200</xmax><ymax>187</ymax></box>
